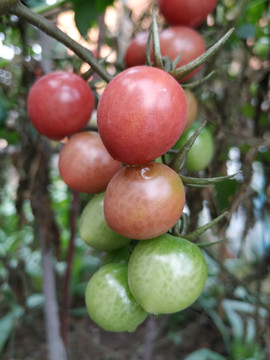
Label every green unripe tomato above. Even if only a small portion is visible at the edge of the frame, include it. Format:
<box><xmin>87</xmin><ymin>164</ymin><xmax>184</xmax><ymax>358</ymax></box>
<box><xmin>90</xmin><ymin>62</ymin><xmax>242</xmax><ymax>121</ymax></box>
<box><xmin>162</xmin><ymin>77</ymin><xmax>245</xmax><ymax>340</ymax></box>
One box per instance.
<box><xmin>79</xmin><ymin>192</ymin><xmax>129</xmax><ymax>251</ymax></box>
<box><xmin>174</xmin><ymin>122</ymin><xmax>214</xmax><ymax>172</ymax></box>
<box><xmin>128</xmin><ymin>234</ymin><xmax>207</xmax><ymax>314</ymax></box>
<box><xmin>85</xmin><ymin>263</ymin><xmax>148</xmax><ymax>332</ymax></box>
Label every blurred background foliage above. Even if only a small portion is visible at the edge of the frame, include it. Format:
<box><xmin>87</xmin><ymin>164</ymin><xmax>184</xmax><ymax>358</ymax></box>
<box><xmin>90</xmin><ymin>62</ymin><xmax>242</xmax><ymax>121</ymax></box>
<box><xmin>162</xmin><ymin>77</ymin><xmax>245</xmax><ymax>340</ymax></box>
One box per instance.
<box><xmin>0</xmin><ymin>0</ymin><xmax>270</xmax><ymax>359</ymax></box>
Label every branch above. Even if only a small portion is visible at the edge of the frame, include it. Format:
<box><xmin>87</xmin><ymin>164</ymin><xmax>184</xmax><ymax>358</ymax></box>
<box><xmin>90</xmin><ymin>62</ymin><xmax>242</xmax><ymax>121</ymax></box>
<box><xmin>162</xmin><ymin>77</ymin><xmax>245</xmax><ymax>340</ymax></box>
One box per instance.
<box><xmin>3</xmin><ymin>1</ymin><xmax>112</xmax><ymax>82</ymax></box>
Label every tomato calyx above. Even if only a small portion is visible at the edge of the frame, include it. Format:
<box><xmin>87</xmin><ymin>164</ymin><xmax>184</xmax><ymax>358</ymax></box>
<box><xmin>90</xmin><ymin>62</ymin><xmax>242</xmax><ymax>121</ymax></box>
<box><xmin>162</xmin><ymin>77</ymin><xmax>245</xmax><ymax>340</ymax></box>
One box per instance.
<box><xmin>143</xmin><ymin>12</ymin><xmax>234</xmax><ymax>84</ymax></box>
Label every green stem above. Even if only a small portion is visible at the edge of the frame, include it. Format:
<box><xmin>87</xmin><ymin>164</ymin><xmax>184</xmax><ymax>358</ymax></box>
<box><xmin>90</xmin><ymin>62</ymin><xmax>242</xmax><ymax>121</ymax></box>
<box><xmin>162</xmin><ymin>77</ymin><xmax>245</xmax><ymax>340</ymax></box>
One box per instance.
<box><xmin>170</xmin><ymin>121</ymin><xmax>207</xmax><ymax>173</ymax></box>
<box><xmin>181</xmin><ymin>71</ymin><xmax>216</xmax><ymax>89</ymax></box>
<box><xmin>169</xmin><ymin>28</ymin><xmax>234</xmax><ymax>81</ymax></box>
<box><xmin>184</xmin><ymin>212</ymin><xmax>228</xmax><ymax>242</ymax></box>
<box><xmin>3</xmin><ymin>1</ymin><xmax>112</xmax><ymax>83</ymax></box>
<box><xmin>180</xmin><ymin>171</ymin><xmax>241</xmax><ymax>187</ymax></box>
<box><xmin>151</xmin><ymin>10</ymin><xmax>163</xmax><ymax>69</ymax></box>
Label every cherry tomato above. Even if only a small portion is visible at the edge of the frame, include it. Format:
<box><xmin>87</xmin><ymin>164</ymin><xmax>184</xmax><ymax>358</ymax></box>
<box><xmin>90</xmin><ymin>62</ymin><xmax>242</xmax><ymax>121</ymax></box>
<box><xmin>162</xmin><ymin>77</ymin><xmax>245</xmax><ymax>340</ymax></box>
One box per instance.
<box><xmin>27</xmin><ymin>71</ymin><xmax>95</xmax><ymax>140</ymax></box>
<box><xmin>97</xmin><ymin>66</ymin><xmax>187</xmax><ymax>165</ymax></box>
<box><xmin>79</xmin><ymin>192</ymin><xmax>129</xmax><ymax>251</ymax></box>
<box><xmin>85</xmin><ymin>263</ymin><xmax>148</xmax><ymax>332</ymax></box>
<box><xmin>157</xmin><ymin>26</ymin><xmax>206</xmax><ymax>82</ymax></box>
<box><xmin>157</xmin><ymin>0</ymin><xmax>217</xmax><ymax>28</ymax></box>
<box><xmin>183</xmin><ymin>90</ymin><xmax>198</xmax><ymax>131</ymax></box>
<box><xmin>174</xmin><ymin>122</ymin><xmax>214</xmax><ymax>171</ymax></box>
<box><xmin>124</xmin><ymin>31</ymin><xmax>149</xmax><ymax>68</ymax></box>
<box><xmin>128</xmin><ymin>234</ymin><xmax>207</xmax><ymax>314</ymax></box>
<box><xmin>104</xmin><ymin>162</ymin><xmax>185</xmax><ymax>240</ymax></box>
<box><xmin>58</xmin><ymin>131</ymin><xmax>122</xmax><ymax>194</ymax></box>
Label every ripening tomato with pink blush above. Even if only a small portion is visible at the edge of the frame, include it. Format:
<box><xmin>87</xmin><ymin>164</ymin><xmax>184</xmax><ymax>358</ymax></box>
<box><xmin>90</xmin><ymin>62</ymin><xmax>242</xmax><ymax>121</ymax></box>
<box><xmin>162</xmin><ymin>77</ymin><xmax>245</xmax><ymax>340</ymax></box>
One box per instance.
<box><xmin>124</xmin><ymin>32</ymin><xmax>149</xmax><ymax>68</ymax></box>
<box><xmin>157</xmin><ymin>0</ymin><xmax>217</xmax><ymax>28</ymax></box>
<box><xmin>27</xmin><ymin>71</ymin><xmax>95</xmax><ymax>140</ymax></box>
<box><xmin>157</xmin><ymin>27</ymin><xmax>206</xmax><ymax>82</ymax></box>
<box><xmin>104</xmin><ymin>162</ymin><xmax>185</xmax><ymax>240</ymax></box>
<box><xmin>58</xmin><ymin>131</ymin><xmax>122</xmax><ymax>194</ymax></box>
<box><xmin>97</xmin><ymin>66</ymin><xmax>187</xmax><ymax>165</ymax></box>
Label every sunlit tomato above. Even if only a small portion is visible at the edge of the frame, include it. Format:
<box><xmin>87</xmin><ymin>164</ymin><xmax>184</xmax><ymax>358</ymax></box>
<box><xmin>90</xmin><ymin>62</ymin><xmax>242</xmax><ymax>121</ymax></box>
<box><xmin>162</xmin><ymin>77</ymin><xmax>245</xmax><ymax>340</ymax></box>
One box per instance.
<box><xmin>157</xmin><ymin>26</ymin><xmax>206</xmax><ymax>82</ymax></box>
<box><xmin>104</xmin><ymin>162</ymin><xmax>185</xmax><ymax>240</ymax></box>
<box><xmin>128</xmin><ymin>234</ymin><xmax>207</xmax><ymax>314</ymax></box>
<box><xmin>174</xmin><ymin>122</ymin><xmax>214</xmax><ymax>171</ymax></box>
<box><xmin>183</xmin><ymin>90</ymin><xmax>198</xmax><ymax>131</ymax></box>
<box><xmin>97</xmin><ymin>66</ymin><xmax>187</xmax><ymax>165</ymax></box>
<box><xmin>124</xmin><ymin>31</ymin><xmax>149</xmax><ymax>68</ymax></box>
<box><xmin>157</xmin><ymin>0</ymin><xmax>217</xmax><ymax>28</ymax></box>
<box><xmin>58</xmin><ymin>131</ymin><xmax>122</xmax><ymax>194</ymax></box>
<box><xmin>79</xmin><ymin>192</ymin><xmax>129</xmax><ymax>251</ymax></box>
<box><xmin>27</xmin><ymin>71</ymin><xmax>95</xmax><ymax>140</ymax></box>
<box><xmin>85</xmin><ymin>263</ymin><xmax>148</xmax><ymax>332</ymax></box>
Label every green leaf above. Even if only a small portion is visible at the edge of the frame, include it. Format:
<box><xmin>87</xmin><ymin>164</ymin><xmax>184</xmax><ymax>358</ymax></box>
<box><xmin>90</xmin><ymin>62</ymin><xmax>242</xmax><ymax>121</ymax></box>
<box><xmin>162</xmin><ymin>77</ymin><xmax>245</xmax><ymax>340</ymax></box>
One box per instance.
<box><xmin>183</xmin><ymin>348</ymin><xmax>227</xmax><ymax>360</ymax></box>
<box><xmin>214</xmin><ymin>178</ymin><xmax>240</xmax><ymax>211</ymax></box>
<box><xmin>71</xmin><ymin>0</ymin><xmax>115</xmax><ymax>37</ymax></box>
<box><xmin>0</xmin><ymin>307</ymin><xmax>24</xmax><ymax>355</ymax></box>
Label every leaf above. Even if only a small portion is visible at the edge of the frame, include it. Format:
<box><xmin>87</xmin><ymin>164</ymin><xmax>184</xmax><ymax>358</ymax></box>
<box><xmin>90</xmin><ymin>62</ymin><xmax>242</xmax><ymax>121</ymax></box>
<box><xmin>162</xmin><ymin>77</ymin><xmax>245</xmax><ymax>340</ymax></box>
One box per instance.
<box><xmin>0</xmin><ymin>306</ymin><xmax>24</xmax><ymax>355</ymax></box>
<box><xmin>183</xmin><ymin>348</ymin><xmax>227</xmax><ymax>360</ymax></box>
<box><xmin>222</xmin><ymin>299</ymin><xmax>267</xmax><ymax>342</ymax></box>
<box><xmin>71</xmin><ymin>0</ymin><xmax>115</xmax><ymax>37</ymax></box>
<box><xmin>214</xmin><ymin>178</ymin><xmax>240</xmax><ymax>211</ymax></box>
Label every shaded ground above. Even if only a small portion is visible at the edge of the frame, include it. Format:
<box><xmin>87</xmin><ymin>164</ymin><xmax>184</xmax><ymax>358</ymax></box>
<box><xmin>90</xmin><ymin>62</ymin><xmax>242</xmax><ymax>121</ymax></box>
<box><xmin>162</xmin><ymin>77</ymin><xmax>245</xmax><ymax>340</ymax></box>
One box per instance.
<box><xmin>2</xmin><ymin>307</ymin><xmax>227</xmax><ymax>360</ymax></box>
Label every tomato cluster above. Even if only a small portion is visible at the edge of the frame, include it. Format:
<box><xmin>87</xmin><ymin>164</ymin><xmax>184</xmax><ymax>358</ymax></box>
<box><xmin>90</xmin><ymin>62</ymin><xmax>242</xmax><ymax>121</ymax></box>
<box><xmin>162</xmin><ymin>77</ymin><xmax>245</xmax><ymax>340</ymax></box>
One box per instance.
<box><xmin>26</xmin><ymin>2</ymin><xmax>215</xmax><ymax>333</ymax></box>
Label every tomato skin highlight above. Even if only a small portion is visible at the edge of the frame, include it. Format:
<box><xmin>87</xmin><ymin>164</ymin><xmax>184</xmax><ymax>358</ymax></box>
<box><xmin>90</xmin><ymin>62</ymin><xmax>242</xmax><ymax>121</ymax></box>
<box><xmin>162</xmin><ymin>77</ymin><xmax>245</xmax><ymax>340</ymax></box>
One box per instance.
<box><xmin>104</xmin><ymin>162</ymin><xmax>185</xmax><ymax>240</ymax></box>
<box><xmin>58</xmin><ymin>131</ymin><xmax>122</xmax><ymax>194</ymax></box>
<box><xmin>157</xmin><ymin>0</ymin><xmax>217</xmax><ymax>28</ymax></box>
<box><xmin>27</xmin><ymin>71</ymin><xmax>95</xmax><ymax>140</ymax></box>
<box><xmin>128</xmin><ymin>234</ymin><xmax>207</xmax><ymax>314</ymax></box>
<box><xmin>158</xmin><ymin>26</ymin><xmax>206</xmax><ymax>82</ymax></box>
<box><xmin>97</xmin><ymin>66</ymin><xmax>187</xmax><ymax>165</ymax></box>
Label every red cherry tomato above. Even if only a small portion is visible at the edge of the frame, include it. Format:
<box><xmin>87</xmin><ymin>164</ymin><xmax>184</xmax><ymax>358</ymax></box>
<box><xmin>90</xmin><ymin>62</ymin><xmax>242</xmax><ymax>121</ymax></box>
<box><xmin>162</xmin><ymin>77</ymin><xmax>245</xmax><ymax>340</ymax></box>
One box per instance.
<box><xmin>27</xmin><ymin>71</ymin><xmax>95</xmax><ymax>140</ymax></box>
<box><xmin>104</xmin><ymin>162</ymin><xmax>185</xmax><ymax>240</ymax></box>
<box><xmin>97</xmin><ymin>66</ymin><xmax>187</xmax><ymax>165</ymax></box>
<box><xmin>157</xmin><ymin>26</ymin><xmax>206</xmax><ymax>82</ymax></box>
<box><xmin>124</xmin><ymin>31</ymin><xmax>149</xmax><ymax>68</ymax></box>
<box><xmin>58</xmin><ymin>131</ymin><xmax>122</xmax><ymax>194</ymax></box>
<box><xmin>157</xmin><ymin>0</ymin><xmax>217</xmax><ymax>28</ymax></box>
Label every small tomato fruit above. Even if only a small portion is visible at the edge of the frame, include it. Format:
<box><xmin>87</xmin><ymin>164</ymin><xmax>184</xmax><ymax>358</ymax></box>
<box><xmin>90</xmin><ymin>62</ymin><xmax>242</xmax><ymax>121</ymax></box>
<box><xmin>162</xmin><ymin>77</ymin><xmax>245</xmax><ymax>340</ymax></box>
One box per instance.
<box><xmin>157</xmin><ymin>26</ymin><xmax>206</xmax><ymax>82</ymax></box>
<box><xmin>79</xmin><ymin>192</ymin><xmax>129</xmax><ymax>251</ymax></box>
<box><xmin>104</xmin><ymin>162</ymin><xmax>185</xmax><ymax>240</ymax></box>
<box><xmin>124</xmin><ymin>31</ymin><xmax>149</xmax><ymax>68</ymax></box>
<box><xmin>157</xmin><ymin>0</ymin><xmax>217</xmax><ymax>28</ymax></box>
<box><xmin>85</xmin><ymin>263</ymin><xmax>148</xmax><ymax>332</ymax></box>
<box><xmin>27</xmin><ymin>71</ymin><xmax>95</xmax><ymax>140</ymax></box>
<box><xmin>58</xmin><ymin>131</ymin><xmax>122</xmax><ymax>194</ymax></box>
<box><xmin>183</xmin><ymin>90</ymin><xmax>198</xmax><ymax>131</ymax></box>
<box><xmin>128</xmin><ymin>234</ymin><xmax>207</xmax><ymax>314</ymax></box>
<box><xmin>97</xmin><ymin>66</ymin><xmax>187</xmax><ymax>165</ymax></box>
